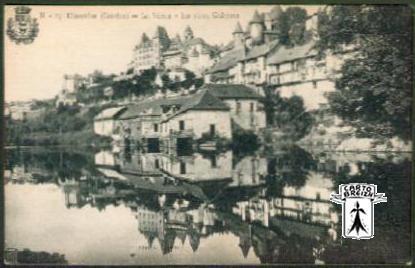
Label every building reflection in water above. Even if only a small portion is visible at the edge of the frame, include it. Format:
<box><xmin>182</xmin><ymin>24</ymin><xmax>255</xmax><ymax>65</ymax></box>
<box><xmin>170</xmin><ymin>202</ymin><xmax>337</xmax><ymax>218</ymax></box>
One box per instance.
<box><xmin>5</xmin><ymin>147</ymin><xmax>411</xmax><ymax>264</ymax></box>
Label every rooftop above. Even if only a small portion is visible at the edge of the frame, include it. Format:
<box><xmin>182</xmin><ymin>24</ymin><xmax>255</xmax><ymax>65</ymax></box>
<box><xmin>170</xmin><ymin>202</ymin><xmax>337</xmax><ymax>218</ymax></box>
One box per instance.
<box><xmin>250</xmin><ymin>10</ymin><xmax>264</xmax><ymax>24</ymax></box>
<box><xmin>119</xmin><ymin>97</ymin><xmax>183</xmax><ymax>119</ymax></box>
<box><xmin>233</xmin><ymin>22</ymin><xmax>244</xmax><ymax>34</ymax></box>
<box><xmin>94</xmin><ymin>106</ymin><xmax>126</xmax><ymax>121</ymax></box>
<box><xmin>268</xmin><ymin>6</ymin><xmax>283</xmax><ymax>20</ymax></box>
<box><xmin>207</xmin><ymin>48</ymin><xmax>245</xmax><ymax>73</ymax></box>
<box><xmin>266</xmin><ymin>41</ymin><xmax>316</xmax><ymax>65</ymax></box>
<box><xmin>243</xmin><ymin>39</ymin><xmax>279</xmax><ymax>61</ymax></box>
<box><xmin>163</xmin><ymin>90</ymin><xmax>230</xmax><ymax>121</ymax></box>
<box><xmin>202</xmin><ymin>84</ymin><xmax>262</xmax><ymax>99</ymax></box>
<box><xmin>119</xmin><ymin>89</ymin><xmax>229</xmax><ymax>121</ymax></box>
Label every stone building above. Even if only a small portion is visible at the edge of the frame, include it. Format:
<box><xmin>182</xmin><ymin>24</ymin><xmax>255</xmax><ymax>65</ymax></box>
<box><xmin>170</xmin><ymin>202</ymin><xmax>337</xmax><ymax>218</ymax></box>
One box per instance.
<box><xmin>93</xmin><ymin>106</ymin><xmax>127</xmax><ymax>137</ymax></box>
<box><xmin>205</xmin><ymin>6</ymin><xmax>285</xmax><ymax>86</ymax></box>
<box><xmin>201</xmin><ymin>84</ymin><xmax>266</xmax><ymax>131</ymax></box>
<box><xmin>160</xmin><ymin>90</ymin><xmax>233</xmax><ymax>147</ymax></box>
<box><xmin>130</xmin><ymin>25</ymin><xmax>216</xmax><ymax>77</ymax></box>
<box><xmin>204</xmin><ymin>6</ymin><xmax>349</xmax><ymax>112</ymax></box>
<box><xmin>114</xmin><ymin>89</ymin><xmax>233</xmax><ymax>151</ymax></box>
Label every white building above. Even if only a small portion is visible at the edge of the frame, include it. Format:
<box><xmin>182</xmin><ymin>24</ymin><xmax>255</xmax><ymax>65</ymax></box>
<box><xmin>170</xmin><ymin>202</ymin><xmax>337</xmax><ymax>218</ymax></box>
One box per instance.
<box><xmin>205</xmin><ymin>6</ymin><xmax>353</xmax><ymax>112</ymax></box>
<box><xmin>202</xmin><ymin>84</ymin><xmax>267</xmax><ymax>131</ymax></box>
<box><xmin>160</xmin><ymin>90</ymin><xmax>233</xmax><ymax>140</ymax></box>
<box><xmin>130</xmin><ymin>25</ymin><xmax>216</xmax><ymax>77</ymax></box>
<box><xmin>93</xmin><ymin>106</ymin><xmax>126</xmax><ymax>137</ymax></box>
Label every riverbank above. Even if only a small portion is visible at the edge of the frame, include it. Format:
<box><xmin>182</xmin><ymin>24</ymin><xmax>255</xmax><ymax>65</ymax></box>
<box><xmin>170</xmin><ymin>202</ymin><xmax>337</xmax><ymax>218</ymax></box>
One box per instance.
<box><xmin>6</xmin><ymin>130</ymin><xmax>112</xmax><ymax>148</ymax></box>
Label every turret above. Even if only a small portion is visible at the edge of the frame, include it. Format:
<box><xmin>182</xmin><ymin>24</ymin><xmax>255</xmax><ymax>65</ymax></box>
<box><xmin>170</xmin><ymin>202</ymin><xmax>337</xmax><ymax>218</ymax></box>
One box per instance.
<box><xmin>249</xmin><ymin>10</ymin><xmax>264</xmax><ymax>45</ymax></box>
<box><xmin>183</xmin><ymin>25</ymin><xmax>194</xmax><ymax>41</ymax></box>
<box><xmin>152</xmin><ymin>26</ymin><xmax>170</xmax><ymax>51</ymax></box>
<box><xmin>267</xmin><ymin>6</ymin><xmax>283</xmax><ymax>31</ymax></box>
<box><xmin>141</xmin><ymin>33</ymin><xmax>150</xmax><ymax>43</ymax></box>
<box><xmin>233</xmin><ymin>22</ymin><xmax>244</xmax><ymax>48</ymax></box>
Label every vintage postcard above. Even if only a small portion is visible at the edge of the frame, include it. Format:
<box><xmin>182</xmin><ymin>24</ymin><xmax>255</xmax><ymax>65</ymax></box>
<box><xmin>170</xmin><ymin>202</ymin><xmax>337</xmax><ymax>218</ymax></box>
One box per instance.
<box><xmin>3</xmin><ymin>3</ymin><xmax>413</xmax><ymax>265</ymax></box>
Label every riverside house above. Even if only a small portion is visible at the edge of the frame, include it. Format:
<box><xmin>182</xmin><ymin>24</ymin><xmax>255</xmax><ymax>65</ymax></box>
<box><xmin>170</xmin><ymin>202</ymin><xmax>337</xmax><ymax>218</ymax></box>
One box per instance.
<box><xmin>201</xmin><ymin>84</ymin><xmax>266</xmax><ymax>132</ymax></box>
<box><xmin>160</xmin><ymin>90</ymin><xmax>232</xmax><ymax>150</ymax></box>
<box><xmin>93</xmin><ymin>106</ymin><xmax>127</xmax><ymax>137</ymax></box>
<box><xmin>116</xmin><ymin>98</ymin><xmax>168</xmax><ymax>150</ymax></box>
<box><xmin>113</xmin><ymin>90</ymin><xmax>232</xmax><ymax>151</ymax></box>
<box><xmin>94</xmin><ymin>84</ymin><xmax>265</xmax><ymax>150</ymax></box>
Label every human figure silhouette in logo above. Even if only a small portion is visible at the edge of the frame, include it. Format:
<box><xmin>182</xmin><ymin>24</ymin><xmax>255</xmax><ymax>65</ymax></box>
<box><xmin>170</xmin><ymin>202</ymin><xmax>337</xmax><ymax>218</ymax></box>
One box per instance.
<box><xmin>348</xmin><ymin>201</ymin><xmax>367</xmax><ymax>235</ymax></box>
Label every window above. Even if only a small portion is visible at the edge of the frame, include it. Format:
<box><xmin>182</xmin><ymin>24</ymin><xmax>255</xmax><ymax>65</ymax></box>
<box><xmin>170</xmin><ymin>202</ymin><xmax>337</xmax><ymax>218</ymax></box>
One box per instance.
<box><xmin>180</xmin><ymin>161</ymin><xmax>186</xmax><ymax>174</ymax></box>
<box><xmin>316</xmin><ymin>192</ymin><xmax>321</xmax><ymax>200</ymax></box>
<box><xmin>250</xmin><ymin>102</ymin><xmax>254</xmax><ymax>112</ymax></box>
<box><xmin>179</xmin><ymin>120</ymin><xmax>185</xmax><ymax>131</ymax></box>
<box><xmin>155</xmin><ymin>159</ymin><xmax>159</xmax><ymax>169</ymax></box>
<box><xmin>313</xmin><ymin>81</ymin><xmax>318</xmax><ymax>89</ymax></box>
<box><xmin>153</xmin><ymin>123</ymin><xmax>159</xmax><ymax>132</ymax></box>
<box><xmin>210</xmin><ymin>155</ymin><xmax>217</xmax><ymax>168</ymax></box>
<box><xmin>236</xmin><ymin>102</ymin><xmax>241</xmax><ymax>114</ymax></box>
<box><xmin>210</xmin><ymin>124</ymin><xmax>216</xmax><ymax>136</ymax></box>
<box><xmin>291</xmin><ymin>61</ymin><xmax>297</xmax><ymax>71</ymax></box>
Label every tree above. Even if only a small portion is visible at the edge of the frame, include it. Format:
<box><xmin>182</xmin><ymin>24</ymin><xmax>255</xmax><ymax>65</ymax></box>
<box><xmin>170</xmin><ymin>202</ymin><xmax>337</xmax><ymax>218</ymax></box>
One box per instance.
<box><xmin>91</xmin><ymin>70</ymin><xmax>106</xmax><ymax>83</ymax></box>
<box><xmin>263</xmin><ymin>87</ymin><xmax>314</xmax><ymax>140</ymax></box>
<box><xmin>316</xmin><ymin>5</ymin><xmax>412</xmax><ymax>142</ymax></box>
<box><xmin>277</xmin><ymin>7</ymin><xmax>308</xmax><ymax>46</ymax></box>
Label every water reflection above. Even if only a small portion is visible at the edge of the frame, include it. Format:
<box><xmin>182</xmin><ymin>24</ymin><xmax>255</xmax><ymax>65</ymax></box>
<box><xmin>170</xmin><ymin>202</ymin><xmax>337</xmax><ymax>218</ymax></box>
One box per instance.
<box><xmin>5</xmin><ymin>146</ymin><xmax>411</xmax><ymax>265</ymax></box>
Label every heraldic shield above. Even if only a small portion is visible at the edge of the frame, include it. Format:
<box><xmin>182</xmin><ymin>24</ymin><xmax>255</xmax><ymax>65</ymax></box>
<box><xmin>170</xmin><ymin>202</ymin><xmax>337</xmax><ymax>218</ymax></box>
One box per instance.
<box><xmin>7</xmin><ymin>6</ymin><xmax>39</xmax><ymax>45</ymax></box>
<box><xmin>330</xmin><ymin>183</ymin><xmax>387</xmax><ymax>240</ymax></box>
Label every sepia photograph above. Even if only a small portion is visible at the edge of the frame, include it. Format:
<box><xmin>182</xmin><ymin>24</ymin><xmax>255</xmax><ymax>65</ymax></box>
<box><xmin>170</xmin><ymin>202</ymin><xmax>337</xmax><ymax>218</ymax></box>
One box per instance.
<box><xmin>3</xmin><ymin>3</ymin><xmax>413</xmax><ymax>265</ymax></box>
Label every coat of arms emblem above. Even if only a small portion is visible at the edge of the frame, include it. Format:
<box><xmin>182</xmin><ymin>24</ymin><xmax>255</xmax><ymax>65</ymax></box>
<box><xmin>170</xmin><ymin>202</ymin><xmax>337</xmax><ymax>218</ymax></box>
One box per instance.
<box><xmin>330</xmin><ymin>183</ymin><xmax>387</xmax><ymax>240</ymax></box>
<box><xmin>7</xmin><ymin>6</ymin><xmax>39</xmax><ymax>45</ymax></box>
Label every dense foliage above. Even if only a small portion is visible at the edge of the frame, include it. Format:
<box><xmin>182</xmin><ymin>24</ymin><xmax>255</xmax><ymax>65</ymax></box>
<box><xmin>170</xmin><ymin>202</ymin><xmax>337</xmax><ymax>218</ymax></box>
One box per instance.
<box><xmin>316</xmin><ymin>5</ymin><xmax>412</xmax><ymax>142</ymax></box>
<box><xmin>263</xmin><ymin>88</ymin><xmax>314</xmax><ymax>141</ymax></box>
<box><xmin>277</xmin><ymin>7</ymin><xmax>310</xmax><ymax>46</ymax></box>
<box><xmin>6</xmin><ymin>104</ymin><xmax>112</xmax><ymax>146</ymax></box>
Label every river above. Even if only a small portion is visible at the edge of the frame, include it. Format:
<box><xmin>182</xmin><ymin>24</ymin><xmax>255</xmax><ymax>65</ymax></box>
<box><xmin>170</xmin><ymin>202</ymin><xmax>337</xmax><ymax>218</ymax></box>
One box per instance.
<box><xmin>4</xmin><ymin>146</ymin><xmax>412</xmax><ymax>265</ymax></box>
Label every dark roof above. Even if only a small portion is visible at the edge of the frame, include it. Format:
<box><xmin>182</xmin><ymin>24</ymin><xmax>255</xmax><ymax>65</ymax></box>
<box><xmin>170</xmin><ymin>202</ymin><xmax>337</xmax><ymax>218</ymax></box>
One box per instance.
<box><xmin>268</xmin><ymin>6</ymin><xmax>283</xmax><ymax>20</ymax></box>
<box><xmin>266</xmin><ymin>41</ymin><xmax>316</xmax><ymax>65</ymax></box>
<box><xmin>181</xmin><ymin>37</ymin><xmax>214</xmax><ymax>55</ymax></box>
<box><xmin>119</xmin><ymin>98</ymin><xmax>180</xmax><ymax>119</ymax></box>
<box><xmin>207</xmin><ymin>48</ymin><xmax>245</xmax><ymax>73</ymax></box>
<box><xmin>201</xmin><ymin>84</ymin><xmax>262</xmax><ymax>99</ymax></box>
<box><xmin>210</xmin><ymin>39</ymin><xmax>279</xmax><ymax>73</ymax></box>
<box><xmin>163</xmin><ymin>90</ymin><xmax>230</xmax><ymax>121</ymax></box>
<box><xmin>221</xmin><ymin>41</ymin><xmax>235</xmax><ymax>52</ymax></box>
<box><xmin>152</xmin><ymin>26</ymin><xmax>168</xmax><ymax>39</ymax></box>
<box><xmin>250</xmin><ymin>10</ymin><xmax>264</xmax><ymax>24</ymax></box>
<box><xmin>233</xmin><ymin>22</ymin><xmax>244</xmax><ymax>34</ymax></box>
<box><xmin>163</xmin><ymin>49</ymin><xmax>182</xmax><ymax>57</ymax></box>
<box><xmin>243</xmin><ymin>39</ymin><xmax>279</xmax><ymax>61</ymax></box>
<box><xmin>120</xmin><ymin>90</ymin><xmax>229</xmax><ymax>121</ymax></box>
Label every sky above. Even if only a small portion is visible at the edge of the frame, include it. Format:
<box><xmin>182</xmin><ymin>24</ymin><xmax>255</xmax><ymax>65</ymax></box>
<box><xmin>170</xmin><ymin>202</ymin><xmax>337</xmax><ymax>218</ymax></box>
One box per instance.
<box><xmin>5</xmin><ymin>5</ymin><xmax>320</xmax><ymax>102</ymax></box>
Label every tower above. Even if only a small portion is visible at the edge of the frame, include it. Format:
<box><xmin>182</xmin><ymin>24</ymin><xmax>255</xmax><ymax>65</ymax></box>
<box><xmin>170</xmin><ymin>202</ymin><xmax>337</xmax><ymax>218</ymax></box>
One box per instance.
<box><xmin>232</xmin><ymin>22</ymin><xmax>244</xmax><ymax>48</ymax></box>
<box><xmin>183</xmin><ymin>25</ymin><xmax>194</xmax><ymax>41</ymax></box>
<box><xmin>268</xmin><ymin>5</ymin><xmax>283</xmax><ymax>30</ymax></box>
<box><xmin>249</xmin><ymin>10</ymin><xmax>265</xmax><ymax>45</ymax></box>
